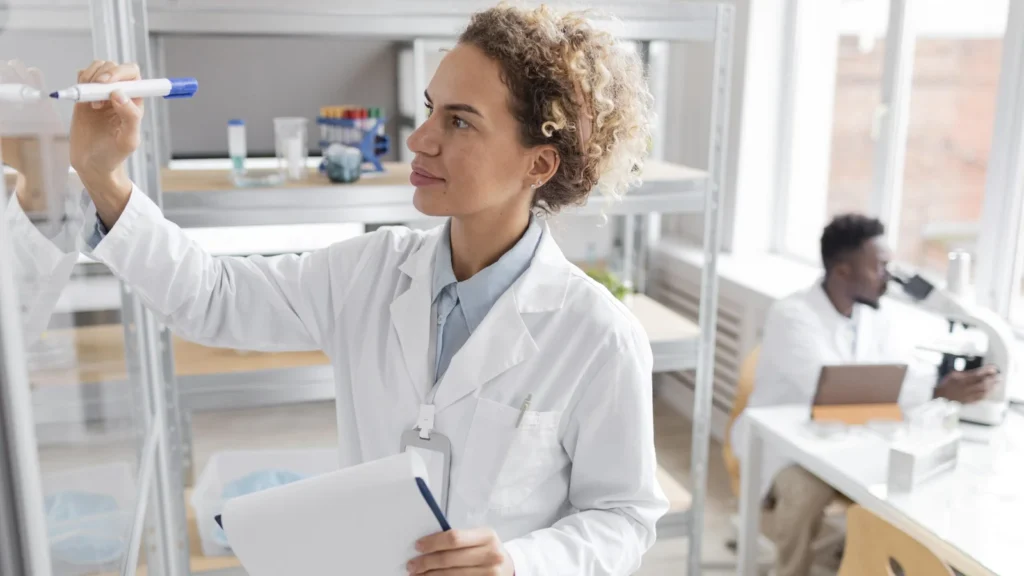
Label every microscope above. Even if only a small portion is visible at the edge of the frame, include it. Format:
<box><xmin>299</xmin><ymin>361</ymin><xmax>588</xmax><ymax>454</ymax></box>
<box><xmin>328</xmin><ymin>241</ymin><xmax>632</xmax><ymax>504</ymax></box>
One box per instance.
<box><xmin>888</xmin><ymin>255</ymin><xmax>1014</xmax><ymax>426</ymax></box>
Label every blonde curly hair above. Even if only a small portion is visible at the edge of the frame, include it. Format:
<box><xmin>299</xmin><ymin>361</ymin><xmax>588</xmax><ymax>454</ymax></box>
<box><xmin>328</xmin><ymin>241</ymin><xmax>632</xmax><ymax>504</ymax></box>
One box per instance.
<box><xmin>459</xmin><ymin>3</ymin><xmax>654</xmax><ymax>212</ymax></box>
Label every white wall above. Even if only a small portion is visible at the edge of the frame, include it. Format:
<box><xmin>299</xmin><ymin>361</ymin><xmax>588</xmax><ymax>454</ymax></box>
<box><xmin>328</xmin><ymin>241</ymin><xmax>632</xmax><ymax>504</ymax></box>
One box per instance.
<box><xmin>162</xmin><ymin>35</ymin><xmax>400</xmax><ymax>157</ymax></box>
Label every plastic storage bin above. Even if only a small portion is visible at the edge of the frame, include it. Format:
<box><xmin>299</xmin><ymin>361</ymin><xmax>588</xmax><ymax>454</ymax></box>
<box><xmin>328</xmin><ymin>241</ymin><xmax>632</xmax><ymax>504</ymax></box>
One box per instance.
<box><xmin>191</xmin><ymin>448</ymin><xmax>339</xmax><ymax>557</ymax></box>
<box><xmin>41</xmin><ymin>462</ymin><xmax>137</xmax><ymax>576</ymax></box>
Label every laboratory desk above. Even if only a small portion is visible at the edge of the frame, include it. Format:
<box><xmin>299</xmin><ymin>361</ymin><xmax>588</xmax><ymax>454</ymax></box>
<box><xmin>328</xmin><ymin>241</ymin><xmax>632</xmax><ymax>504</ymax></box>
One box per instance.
<box><xmin>737</xmin><ymin>406</ymin><xmax>1024</xmax><ymax>576</ymax></box>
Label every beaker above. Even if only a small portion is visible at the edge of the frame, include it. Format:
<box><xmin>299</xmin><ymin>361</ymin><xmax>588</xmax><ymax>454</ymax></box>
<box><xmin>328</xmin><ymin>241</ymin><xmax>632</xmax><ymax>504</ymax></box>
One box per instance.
<box><xmin>274</xmin><ymin>117</ymin><xmax>308</xmax><ymax>181</ymax></box>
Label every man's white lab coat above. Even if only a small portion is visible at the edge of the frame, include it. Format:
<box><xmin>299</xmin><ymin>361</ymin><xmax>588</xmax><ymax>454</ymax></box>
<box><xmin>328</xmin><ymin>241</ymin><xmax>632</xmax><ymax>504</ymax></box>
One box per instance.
<box><xmin>730</xmin><ymin>282</ymin><xmax>938</xmax><ymax>497</ymax></box>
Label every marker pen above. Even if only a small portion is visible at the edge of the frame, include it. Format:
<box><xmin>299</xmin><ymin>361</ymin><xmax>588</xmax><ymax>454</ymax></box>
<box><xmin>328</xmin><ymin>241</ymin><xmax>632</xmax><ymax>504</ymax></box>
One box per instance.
<box><xmin>49</xmin><ymin>78</ymin><xmax>198</xmax><ymax>102</ymax></box>
<box><xmin>0</xmin><ymin>83</ymin><xmax>43</xmax><ymax>102</ymax></box>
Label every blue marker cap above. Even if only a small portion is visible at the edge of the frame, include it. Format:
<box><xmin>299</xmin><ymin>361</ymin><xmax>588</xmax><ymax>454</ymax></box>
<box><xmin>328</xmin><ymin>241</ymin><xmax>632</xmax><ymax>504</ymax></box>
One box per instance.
<box><xmin>165</xmin><ymin>77</ymin><xmax>198</xmax><ymax>99</ymax></box>
<box><xmin>228</xmin><ymin>119</ymin><xmax>245</xmax><ymax>126</ymax></box>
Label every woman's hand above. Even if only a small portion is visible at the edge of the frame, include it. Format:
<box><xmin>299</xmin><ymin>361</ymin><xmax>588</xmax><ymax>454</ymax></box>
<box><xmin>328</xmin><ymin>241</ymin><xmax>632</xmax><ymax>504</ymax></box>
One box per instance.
<box><xmin>69</xmin><ymin>60</ymin><xmax>145</xmax><ymax>228</ymax></box>
<box><xmin>407</xmin><ymin>528</ymin><xmax>514</xmax><ymax>575</ymax></box>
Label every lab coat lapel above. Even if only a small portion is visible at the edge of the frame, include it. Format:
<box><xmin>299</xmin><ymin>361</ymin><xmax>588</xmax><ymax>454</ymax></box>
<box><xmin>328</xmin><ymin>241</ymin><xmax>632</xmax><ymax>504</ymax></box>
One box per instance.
<box><xmin>431</xmin><ymin>225</ymin><xmax>570</xmax><ymax>413</ymax></box>
<box><xmin>432</xmin><ymin>289</ymin><xmax>537</xmax><ymax>412</ymax></box>
<box><xmin>389</xmin><ymin>232</ymin><xmax>442</xmax><ymax>404</ymax></box>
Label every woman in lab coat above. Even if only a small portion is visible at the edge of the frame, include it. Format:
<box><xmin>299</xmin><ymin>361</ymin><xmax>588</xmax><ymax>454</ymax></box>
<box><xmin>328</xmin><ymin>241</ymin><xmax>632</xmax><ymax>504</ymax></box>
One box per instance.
<box><xmin>69</xmin><ymin>5</ymin><xmax>667</xmax><ymax>575</ymax></box>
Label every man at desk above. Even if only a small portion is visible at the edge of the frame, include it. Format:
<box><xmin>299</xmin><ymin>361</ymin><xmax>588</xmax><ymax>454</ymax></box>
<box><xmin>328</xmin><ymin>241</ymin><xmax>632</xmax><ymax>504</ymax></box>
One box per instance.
<box><xmin>732</xmin><ymin>214</ymin><xmax>998</xmax><ymax>576</ymax></box>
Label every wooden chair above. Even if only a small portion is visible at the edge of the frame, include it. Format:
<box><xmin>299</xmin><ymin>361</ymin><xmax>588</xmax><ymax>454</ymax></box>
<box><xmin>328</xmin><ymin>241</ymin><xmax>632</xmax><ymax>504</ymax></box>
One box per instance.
<box><xmin>839</xmin><ymin>505</ymin><xmax>954</xmax><ymax>576</ymax></box>
<box><xmin>717</xmin><ymin>345</ymin><xmax>846</xmax><ymax>571</ymax></box>
<box><xmin>723</xmin><ymin>345</ymin><xmax>761</xmax><ymax>496</ymax></box>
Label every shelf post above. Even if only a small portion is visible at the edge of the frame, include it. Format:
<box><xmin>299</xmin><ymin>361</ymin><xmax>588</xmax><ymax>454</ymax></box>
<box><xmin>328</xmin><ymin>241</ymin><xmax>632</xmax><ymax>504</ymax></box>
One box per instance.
<box><xmin>91</xmin><ymin>0</ymin><xmax>189</xmax><ymax>574</ymax></box>
<box><xmin>689</xmin><ymin>4</ymin><xmax>734</xmax><ymax>574</ymax></box>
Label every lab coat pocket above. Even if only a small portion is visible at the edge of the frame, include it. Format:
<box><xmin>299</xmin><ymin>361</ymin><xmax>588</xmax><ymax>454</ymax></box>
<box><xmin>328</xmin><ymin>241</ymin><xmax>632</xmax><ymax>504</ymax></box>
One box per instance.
<box><xmin>476</xmin><ymin>400</ymin><xmax>564</xmax><ymax>512</ymax></box>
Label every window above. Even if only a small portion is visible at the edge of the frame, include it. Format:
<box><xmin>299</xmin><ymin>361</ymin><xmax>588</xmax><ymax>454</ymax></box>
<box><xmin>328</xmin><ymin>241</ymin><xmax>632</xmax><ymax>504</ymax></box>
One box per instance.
<box><xmin>827</xmin><ymin>1</ymin><xmax>889</xmax><ymax>219</ymax></box>
<box><xmin>779</xmin><ymin>0</ymin><xmax>890</xmax><ymax>263</ymax></box>
<box><xmin>775</xmin><ymin>0</ymin><xmax>1020</xmax><ymax>297</ymax></box>
<box><xmin>895</xmin><ymin>6</ymin><xmax>1007</xmax><ymax>276</ymax></box>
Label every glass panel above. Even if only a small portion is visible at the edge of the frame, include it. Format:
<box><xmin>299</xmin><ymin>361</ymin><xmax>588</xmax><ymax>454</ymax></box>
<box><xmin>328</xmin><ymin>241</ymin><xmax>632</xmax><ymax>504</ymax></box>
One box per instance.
<box><xmin>895</xmin><ymin>1</ymin><xmax>1007</xmax><ymax>275</ymax></box>
<box><xmin>827</xmin><ymin>0</ymin><xmax>890</xmax><ymax>218</ymax></box>
<box><xmin>0</xmin><ymin>3</ymin><xmax>158</xmax><ymax>575</ymax></box>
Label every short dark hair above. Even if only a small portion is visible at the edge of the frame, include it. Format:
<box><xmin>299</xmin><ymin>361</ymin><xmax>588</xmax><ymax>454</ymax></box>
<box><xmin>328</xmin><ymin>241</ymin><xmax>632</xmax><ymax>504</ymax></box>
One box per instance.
<box><xmin>821</xmin><ymin>214</ymin><xmax>885</xmax><ymax>271</ymax></box>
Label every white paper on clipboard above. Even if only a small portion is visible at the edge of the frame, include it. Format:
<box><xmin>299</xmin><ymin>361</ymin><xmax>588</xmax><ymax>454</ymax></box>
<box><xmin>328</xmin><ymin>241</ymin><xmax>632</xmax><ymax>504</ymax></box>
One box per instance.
<box><xmin>221</xmin><ymin>451</ymin><xmax>445</xmax><ymax>576</ymax></box>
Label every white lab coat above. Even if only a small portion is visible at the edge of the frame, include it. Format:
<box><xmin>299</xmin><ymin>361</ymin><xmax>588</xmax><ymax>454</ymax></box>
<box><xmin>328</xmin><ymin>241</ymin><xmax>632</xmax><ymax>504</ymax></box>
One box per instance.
<box><xmin>84</xmin><ymin>186</ymin><xmax>668</xmax><ymax>576</ymax></box>
<box><xmin>730</xmin><ymin>283</ymin><xmax>938</xmax><ymax>498</ymax></box>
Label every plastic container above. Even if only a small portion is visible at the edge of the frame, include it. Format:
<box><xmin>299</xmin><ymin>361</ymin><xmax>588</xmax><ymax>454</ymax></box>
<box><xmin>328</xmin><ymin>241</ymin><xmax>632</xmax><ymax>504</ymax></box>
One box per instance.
<box><xmin>41</xmin><ymin>462</ymin><xmax>137</xmax><ymax>576</ymax></box>
<box><xmin>323</xmin><ymin>143</ymin><xmax>363</xmax><ymax>183</ymax></box>
<box><xmin>191</xmin><ymin>448</ymin><xmax>338</xmax><ymax>557</ymax></box>
<box><xmin>273</xmin><ymin>117</ymin><xmax>309</xmax><ymax>181</ymax></box>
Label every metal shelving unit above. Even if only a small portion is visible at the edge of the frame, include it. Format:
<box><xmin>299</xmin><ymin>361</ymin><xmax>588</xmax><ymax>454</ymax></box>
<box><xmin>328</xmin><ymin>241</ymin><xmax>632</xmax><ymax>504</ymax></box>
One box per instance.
<box><xmin>9</xmin><ymin>1</ymin><xmax>733</xmax><ymax>574</ymax></box>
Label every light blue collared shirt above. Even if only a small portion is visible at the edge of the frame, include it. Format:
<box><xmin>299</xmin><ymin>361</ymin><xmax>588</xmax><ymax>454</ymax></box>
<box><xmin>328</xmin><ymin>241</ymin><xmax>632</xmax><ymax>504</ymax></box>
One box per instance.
<box><xmin>431</xmin><ymin>217</ymin><xmax>542</xmax><ymax>384</ymax></box>
<box><xmin>86</xmin><ymin>214</ymin><xmax>108</xmax><ymax>250</ymax></box>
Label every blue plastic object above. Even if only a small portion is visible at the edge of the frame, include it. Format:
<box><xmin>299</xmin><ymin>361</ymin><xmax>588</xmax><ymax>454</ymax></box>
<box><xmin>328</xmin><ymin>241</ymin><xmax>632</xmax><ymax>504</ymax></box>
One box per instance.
<box><xmin>44</xmin><ymin>491</ymin><xmax>127</xmax><ymax>567</ymax></box>
<box><xmin>212</xmin><ymin>469</ymin><xmax>308</xmax><ymax>547</ymax></box>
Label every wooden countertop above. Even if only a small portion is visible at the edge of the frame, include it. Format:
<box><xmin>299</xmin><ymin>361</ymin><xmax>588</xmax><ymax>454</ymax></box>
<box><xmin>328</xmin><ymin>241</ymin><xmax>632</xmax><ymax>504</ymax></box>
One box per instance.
<box><xmin>160</xmin><ymin>162</ymin><xmax>413</xmax><ymax>193</ymax></box>
<box><xmin>159</xmin><ymin>160</ymin><xmax>705</xmax><ymax>194</ymax></box>
<box><xmin>30</xmin><ymin>324</ymin><xmax>327</xmax><ymax>388</ymax></box>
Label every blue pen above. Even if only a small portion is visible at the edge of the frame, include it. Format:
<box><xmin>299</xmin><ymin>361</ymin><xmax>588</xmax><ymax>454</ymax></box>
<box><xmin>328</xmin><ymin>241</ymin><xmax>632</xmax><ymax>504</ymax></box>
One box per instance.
<box><xmin>49</xmin><ymin>77</ymin><xmax>198</xmax><ymax>102</ymax></box>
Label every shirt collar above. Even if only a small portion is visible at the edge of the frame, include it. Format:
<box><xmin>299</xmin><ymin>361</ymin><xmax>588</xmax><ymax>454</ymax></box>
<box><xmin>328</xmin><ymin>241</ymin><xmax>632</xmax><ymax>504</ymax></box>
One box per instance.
<box><xmin>812</xmin><ymin>281</ymin><xmax>862</xmax><ymax>329</ymax></box>
<box><xmin>432</xmin><ymin>216</ymin><xmax>543</xmax><ymax>332</ymax></box>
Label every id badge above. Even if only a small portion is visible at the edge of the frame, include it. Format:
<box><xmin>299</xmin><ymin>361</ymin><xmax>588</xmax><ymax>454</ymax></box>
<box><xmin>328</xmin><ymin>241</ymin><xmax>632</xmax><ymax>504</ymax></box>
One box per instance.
<box><xmin>400</xmin><ymin>428</ymin><xmax>452</xmax><ymax>513</ymax></box>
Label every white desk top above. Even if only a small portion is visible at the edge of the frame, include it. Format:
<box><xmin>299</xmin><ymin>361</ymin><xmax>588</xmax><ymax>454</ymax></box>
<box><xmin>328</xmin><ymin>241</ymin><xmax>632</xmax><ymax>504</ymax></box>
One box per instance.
<box><xmin>746</xmin><ymin>406</ymin><xmax>1024</xmax><ymax>576</ymax></box>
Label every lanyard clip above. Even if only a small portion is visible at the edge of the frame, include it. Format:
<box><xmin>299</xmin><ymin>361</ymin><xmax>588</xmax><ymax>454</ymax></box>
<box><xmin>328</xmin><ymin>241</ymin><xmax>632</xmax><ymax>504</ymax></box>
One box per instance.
<box><xmin>417</xmin><ymin>404</ymin><xmax>436</xmax><ymax>440</ymax></box>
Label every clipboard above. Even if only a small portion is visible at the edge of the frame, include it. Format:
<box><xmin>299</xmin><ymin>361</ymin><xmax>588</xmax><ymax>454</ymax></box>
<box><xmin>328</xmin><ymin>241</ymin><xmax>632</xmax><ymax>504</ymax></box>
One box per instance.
<box><xmin>213</xmin><ymin>475</ymin><xmax>450</xmax><ymax>531</ymax></box>
<box><xmin>210</xmin><ymin>451</ymin><xmax>452</xmax><ymax>575</ymax></box>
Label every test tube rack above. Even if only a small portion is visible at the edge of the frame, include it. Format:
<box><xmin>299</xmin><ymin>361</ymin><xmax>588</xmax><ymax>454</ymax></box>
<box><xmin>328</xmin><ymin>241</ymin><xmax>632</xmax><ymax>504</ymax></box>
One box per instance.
<box><xmin>316</xmin><ymin>116</ymin><xmax>390</xmax><ymax>173</ymax></box>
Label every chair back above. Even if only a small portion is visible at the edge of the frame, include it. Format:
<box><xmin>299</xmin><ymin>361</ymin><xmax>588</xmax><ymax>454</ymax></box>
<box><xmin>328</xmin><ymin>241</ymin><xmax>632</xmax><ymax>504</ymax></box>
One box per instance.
<box><xmin>723</xmin><ymin>345</ymin><xmax>760</xmax><ymax>497</ymax></box>
<box><xmin>838</xmin><ymin>505</ymin><xmax>954</xmax><ymax>576</ymax></box>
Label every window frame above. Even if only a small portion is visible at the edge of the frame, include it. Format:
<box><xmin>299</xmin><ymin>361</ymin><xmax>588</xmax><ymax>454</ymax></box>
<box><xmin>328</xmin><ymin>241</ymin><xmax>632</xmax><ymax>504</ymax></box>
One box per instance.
<box><xmin>976</xmin><ymin>0</ymin><xmax>1024</xmax><ymax>327</ymax></box>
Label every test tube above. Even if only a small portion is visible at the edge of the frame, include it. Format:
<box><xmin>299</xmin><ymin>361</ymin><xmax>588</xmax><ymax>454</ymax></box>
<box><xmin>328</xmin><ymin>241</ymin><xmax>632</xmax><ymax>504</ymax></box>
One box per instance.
<box><xmin>335</xmin><ymin>107</ymin><xmax>342</xmax><ymax>142</ymax></box>
<box><xmin>349</xmin><ymin>109</ymin><xmax>359</xmax><ymax>146</ymax></box>
<box><xmin>227</xmin><ymin>119</ymin><xmax>247</xmax><ymax>176</ymax></box>
<box><xmin>338</xmin><ymin>109</ymin><xmax>347</xmax><ymax>145</ymax></box>
<box><xmin>375</xmin><ymin>108</ymin><xmax>386</xmax><ymax>137</ymax></box>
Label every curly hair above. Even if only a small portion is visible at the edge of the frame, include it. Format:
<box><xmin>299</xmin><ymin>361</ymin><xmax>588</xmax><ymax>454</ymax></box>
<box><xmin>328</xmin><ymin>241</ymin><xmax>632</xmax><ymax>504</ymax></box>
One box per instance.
<box><xmin>459</xmin><ymin>4</ymin><xmax>654</xmax><ymax>213</ymax></box>
<box><xmin>821</xmin><ymin>214</ymin><xmax>886</xmax><ymax>271</ymax></box>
